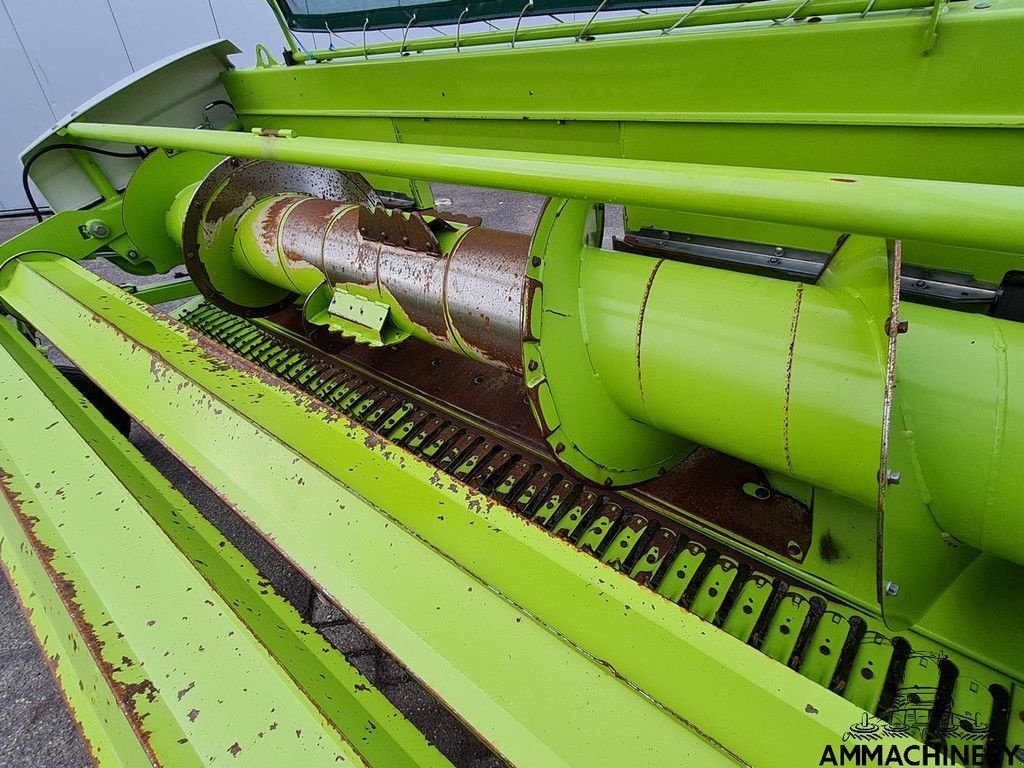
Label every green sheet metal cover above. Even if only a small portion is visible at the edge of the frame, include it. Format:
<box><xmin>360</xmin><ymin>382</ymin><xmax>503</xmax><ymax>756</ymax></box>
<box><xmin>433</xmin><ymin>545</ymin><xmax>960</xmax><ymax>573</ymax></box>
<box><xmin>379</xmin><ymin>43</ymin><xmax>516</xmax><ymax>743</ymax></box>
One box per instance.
<box><xmin>278</xmin><ymin>0</ymin><xmax>754</xmax><ymax>32</ymax></box>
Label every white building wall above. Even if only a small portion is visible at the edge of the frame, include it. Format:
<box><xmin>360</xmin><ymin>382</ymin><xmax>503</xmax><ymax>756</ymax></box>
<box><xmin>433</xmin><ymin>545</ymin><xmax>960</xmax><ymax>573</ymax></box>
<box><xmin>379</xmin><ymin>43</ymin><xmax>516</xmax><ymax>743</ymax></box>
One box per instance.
<box><xmin>0</xmin><ymin>0</ymin><xmax>322</xmax><ymax>212</ymax></box>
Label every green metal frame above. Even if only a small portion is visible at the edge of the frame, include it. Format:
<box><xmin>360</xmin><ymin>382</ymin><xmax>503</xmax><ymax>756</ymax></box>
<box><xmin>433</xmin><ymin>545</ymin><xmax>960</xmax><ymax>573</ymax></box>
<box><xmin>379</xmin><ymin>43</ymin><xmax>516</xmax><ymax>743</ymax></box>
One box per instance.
<box><xmin>0</xmin><ymin>314</ymin><xmax>448</xmax><ymax>767</ymax></box>
<box><xmin>0</xmin><ymin>253</ymin><xmax>929</xmax><ymax>766</ymax></box>
<box><xmin>3</xmin><ymin>1</ymin><xmax>1024</xmax><ymax>762</ymax></box>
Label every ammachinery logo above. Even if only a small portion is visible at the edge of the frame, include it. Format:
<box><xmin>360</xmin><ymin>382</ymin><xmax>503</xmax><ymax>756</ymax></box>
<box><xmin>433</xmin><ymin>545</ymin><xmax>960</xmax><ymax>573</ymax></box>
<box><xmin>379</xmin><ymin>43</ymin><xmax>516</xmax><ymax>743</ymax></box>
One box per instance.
<box><xmin>818</xmin><ymin>689</ymin><xmax>1023</xmax><ymax>767</ymax></box>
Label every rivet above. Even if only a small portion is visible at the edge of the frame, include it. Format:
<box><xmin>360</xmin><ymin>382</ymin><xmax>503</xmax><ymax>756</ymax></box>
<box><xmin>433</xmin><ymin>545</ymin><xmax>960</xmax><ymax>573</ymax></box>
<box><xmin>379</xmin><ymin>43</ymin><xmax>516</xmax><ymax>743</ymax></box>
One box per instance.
<box><xmin>886</xmin><ymin>469</ymin><xmax>902</xmax><ymax>485</ymax></box>
<box><xmin>531</xmin><ymin>256</ymin><xmax>542</xmax><ymax>268</ymax></box>
<box><xmin>554</xmin><ymin>442</ymin><xmax>565</xmax><ymax>454</ymax></box>
<box><xmin>885</xmin><ymin>581</ymin><xmax>900</xmax><ymax>597</ymax></box>
<box><xmin>527</xmin><ymin>360</ymin><xmax>538</xmax><ymax>371</ymax></box>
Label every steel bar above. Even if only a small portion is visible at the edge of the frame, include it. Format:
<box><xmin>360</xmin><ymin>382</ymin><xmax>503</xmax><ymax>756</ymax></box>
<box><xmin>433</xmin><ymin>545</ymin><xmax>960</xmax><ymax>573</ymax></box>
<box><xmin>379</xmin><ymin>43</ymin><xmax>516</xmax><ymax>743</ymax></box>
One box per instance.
<box><xmin>65</xmin><ymin>122</ymin><xmax>1024</xmax><ymax>254</ymax></box>
<box><xmin>0</xmin><ymin>253</ymin><xmax>904</xmax><ymax>766</ymax></box>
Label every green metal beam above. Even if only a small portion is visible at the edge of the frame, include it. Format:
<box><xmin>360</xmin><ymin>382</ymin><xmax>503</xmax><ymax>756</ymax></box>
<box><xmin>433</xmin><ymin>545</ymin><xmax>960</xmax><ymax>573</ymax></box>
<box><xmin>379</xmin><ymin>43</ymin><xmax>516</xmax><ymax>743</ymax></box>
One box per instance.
<box><xmin>127</xmin><ymin>276</ymin><xmax>199</xmax><ymax>305</ymax></box>
<box><xmin>0</xmin><ymin>316</ymin><xmax>450</xmax><ymax>768</ymax></box>
<box><xmin>64</xmin><ymin>121</ymin><xmax>1024</xmax><ymax>254</ymax></box>
<box><xmin>0</xmin><ymin>253</ymin><xmax>920</xmax><ymax>766</ymax></box>
<box><xmin>291</xmin><ymin>0</ymin><xmax>936</xmax><ymax>61</ymax></box>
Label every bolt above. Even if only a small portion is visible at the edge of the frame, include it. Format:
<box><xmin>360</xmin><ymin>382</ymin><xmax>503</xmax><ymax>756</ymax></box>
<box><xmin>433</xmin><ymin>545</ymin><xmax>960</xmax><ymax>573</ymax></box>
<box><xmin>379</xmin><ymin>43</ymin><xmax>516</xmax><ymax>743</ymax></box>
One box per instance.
<box><xmin>886</xmin><ymin>469</ymin><xmax>902</xmax><ymax>485</ymax></box>
<box><xmin>527</xmin><ymin>360</ymin><xmax>538</xmax><ymax>371</ymax></box>
<box><xmin>531</xmin><ymin>256</ymin><xmax>542</xmax><ymax>268</ymax></box>
<box><xmin>886</xmin><ymin>317</ymin><xmax>910</xmax><ymax>335</ymax></box>
<box><xmin>768</xmin><ymin>256</ymin><xmax>781</xmax><ymax>265</ymax></box>
<box><xmin>127</xmin><ymin>250</ymin><xmax>139</xmax><ymax>260</ymax></box>
<box><xmin>914</xmin><ymin>279</ymin><xmax>928</xmax><ymax>289</ymax></box>
<box><xmin>554</xmin><ymin>442</ymin><xmax>565</xmax><ymax>454</ymax></box>
<box><xmin>774</xmin><ymin>246</ymin><xmax>785</xmax><ymax>256</ymax></box>
<box><xmin>885</xmin><ymin>581</ymin><xmax>901</xmax><ymax>597</ymax></box>
<box><xmin>85</xmin><ymin>219</ymin><xmax>110</xmax><ymax>239</ymax></box>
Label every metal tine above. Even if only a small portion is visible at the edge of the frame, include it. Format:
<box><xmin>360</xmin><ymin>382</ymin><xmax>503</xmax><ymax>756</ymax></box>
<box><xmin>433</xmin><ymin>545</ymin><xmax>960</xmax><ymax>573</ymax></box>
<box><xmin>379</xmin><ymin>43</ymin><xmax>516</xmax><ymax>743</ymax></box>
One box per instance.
<box><xmin>512</xmin><ymin>0</ymin><xmax>534</xmax><ymax>48</ymax></box>
<box><xmin>324</xmin><ymin>21</ymin><xmax>336</xmax><ymax>51</ymax></box>
<box><xmin>861</xmin><ymin>0</ymin><xmax>877</xmax><ymax>14</ymax></box>
<box><xmin>774</xmin><ymin>0</ymin><xmax>814</xmax><ymax>24</ymax></box>
<box><xmin>456</xmin><ymin>6</ymin><xmax>469</xmax><ymax>51</ymax></box>
<box><xmin>577</xmin><ymin>0</ymin><xmax>610</xmax><ymax>40</ymax></box>
<box><xmin>362</xmin><ymin>17</ymin><xmax>369</xmax><ymax>59</ymax></box>
<box><xmin>663</xmin><ymin>0</ymin><xmax>708</xmax><ymax>35</ymax></box>
<box><xmin>400</xmin><ymin>12</ymin><xmax>417</xmax><ymax>55</ymax></box>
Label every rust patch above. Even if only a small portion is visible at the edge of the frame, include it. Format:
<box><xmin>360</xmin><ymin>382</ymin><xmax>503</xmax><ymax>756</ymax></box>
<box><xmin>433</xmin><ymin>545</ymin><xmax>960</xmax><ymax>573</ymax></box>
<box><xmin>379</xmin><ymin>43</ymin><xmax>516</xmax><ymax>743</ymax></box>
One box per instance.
<box><xmin>258</xmin><ymin>197</ymin><xmax>301</xmax><ymax>258</ymax></box>
<box><xmin>279</xmin><ymin>197</ymin><xmax>343</xmax><ymax>265</ymax></box>
<box><xmin>782</xmin><ymin>283</ymin><xmax>805</xmax><ymax>473</ymax></box>
<box><xmin>357</xmin><ymin>206</ymin><xmax>441</xmax><ymax>256</ymax></box>
<box><xmin>0</xmin><ymin>472</ymin><xmax>163</xmax><ymax>763</ymax></box>
<box><xmin>641</xmin><ymin>448</ymin><xmax>813</xmax><ymax>562</ymax></box>
<box><xmin>176</xmin><ymin>681</ymin><xmax>196</xmax><ymax>700</ymax></box>
<box><xmin>444</xmin><ymin>227</ymin><xmax>531</xmax><ymax>372</ymax></box>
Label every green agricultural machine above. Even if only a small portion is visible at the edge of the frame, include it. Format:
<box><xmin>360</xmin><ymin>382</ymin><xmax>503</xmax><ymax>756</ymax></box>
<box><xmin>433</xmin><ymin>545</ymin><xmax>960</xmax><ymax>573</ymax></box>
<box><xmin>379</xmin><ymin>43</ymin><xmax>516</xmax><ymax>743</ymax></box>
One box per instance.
<box><xmin>1</xmin><ymin>0</ymin><xmax>1023</xmax><ymax>764</ymax></box>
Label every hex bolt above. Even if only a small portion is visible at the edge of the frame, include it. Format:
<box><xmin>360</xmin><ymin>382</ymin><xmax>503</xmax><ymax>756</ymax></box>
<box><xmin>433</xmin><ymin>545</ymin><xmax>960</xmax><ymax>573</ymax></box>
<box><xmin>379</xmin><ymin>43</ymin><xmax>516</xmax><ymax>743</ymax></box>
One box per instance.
<box><xmin>886</xmin><ymin>469</ymin><xmax>902</xmax><ymax>485</ymax></box>
<box><xmin>85</xmin><ymin>219</ymin><xmax>111</xmax><ymax>239</ymax></box>
<box><xmin>885</xmin><ymin>581</ymin><xmax>901</xmax><ymax>597</ymax></box>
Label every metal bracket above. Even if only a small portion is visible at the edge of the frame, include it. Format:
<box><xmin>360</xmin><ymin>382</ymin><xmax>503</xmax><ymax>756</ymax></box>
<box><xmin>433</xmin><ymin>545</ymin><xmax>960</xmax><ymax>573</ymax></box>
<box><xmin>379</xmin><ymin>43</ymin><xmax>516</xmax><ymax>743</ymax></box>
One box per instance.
<box><xmin>663</xmin><ymin>0</ymin><xmax>708</xmax><ymax>34</ymax></box>
<box><xmin>400</xmin><ymin>13</ymin><xmax>417</xmax><ymax>55</ymax></box>
<box><xmin>512</xmin><ymin>0</ymin><xmax>534</xmax><ymax>48</ymax></box>
<box><xmin>922</xmin><ymin>0</ymin><xmax>947</xmax><ymax>54</ymax></box>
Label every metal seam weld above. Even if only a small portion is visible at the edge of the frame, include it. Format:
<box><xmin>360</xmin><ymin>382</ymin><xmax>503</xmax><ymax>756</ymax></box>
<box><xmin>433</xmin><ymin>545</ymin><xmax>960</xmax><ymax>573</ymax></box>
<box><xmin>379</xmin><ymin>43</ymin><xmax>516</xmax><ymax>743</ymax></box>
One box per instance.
<box><xmin>636</xmin><ymin>258</ymin><xmax>665</xmax><ymax>411</ymax></box>
<box><xmin>782</xmin><ymin>283</ymin><xmax>805</xmax><ymax>473</ymax></box>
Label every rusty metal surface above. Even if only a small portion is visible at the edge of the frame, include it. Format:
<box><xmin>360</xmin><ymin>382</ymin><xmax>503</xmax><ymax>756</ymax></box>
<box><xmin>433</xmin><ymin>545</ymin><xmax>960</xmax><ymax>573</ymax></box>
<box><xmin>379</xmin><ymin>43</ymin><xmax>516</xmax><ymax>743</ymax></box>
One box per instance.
<box><xmin>357</xmin><ymin>207</ymin><xmax>446</xmax><ymax>256</ymax></box>
<box><xmin>253</xmin><ymin>198</ymin><xmax>531</xmax><ymax>371</ymax></box>
<box><xmin>211</xmin><ymin>304</ymin><xmax>812</xmax><ymax>571</ymax></box>
<box><xmin>445</xmin><ymin>228</ymin><xmax>530</xmax><ymax>371</ymax></box>
<box><xmin>639</xmin><ymin>448</ymin><xmax>813</xmax><ymax>563</ymax></box>
<box><xmin>182</xmin><ymin>157</ymin><xmax>379</xmax><ymax>316</ymax></box>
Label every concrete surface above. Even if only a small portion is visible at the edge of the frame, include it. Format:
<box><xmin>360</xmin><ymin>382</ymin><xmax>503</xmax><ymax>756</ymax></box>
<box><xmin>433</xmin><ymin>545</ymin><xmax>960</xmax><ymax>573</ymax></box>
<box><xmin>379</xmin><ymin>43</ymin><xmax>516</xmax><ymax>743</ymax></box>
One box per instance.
<box><xmin>0</xmin><ymin>186</ymin><xmax>623</xmax><ymax>766</ymax></box>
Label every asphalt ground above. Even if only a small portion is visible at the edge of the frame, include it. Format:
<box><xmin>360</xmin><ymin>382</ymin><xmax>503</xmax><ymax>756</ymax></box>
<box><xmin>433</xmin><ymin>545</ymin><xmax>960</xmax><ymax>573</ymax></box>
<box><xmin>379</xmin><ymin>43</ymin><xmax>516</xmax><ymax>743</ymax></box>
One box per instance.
<box><xmin>0</xmin><ymin>186</ymin><xmax>623</xmax><ymax>766</ymax></box>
